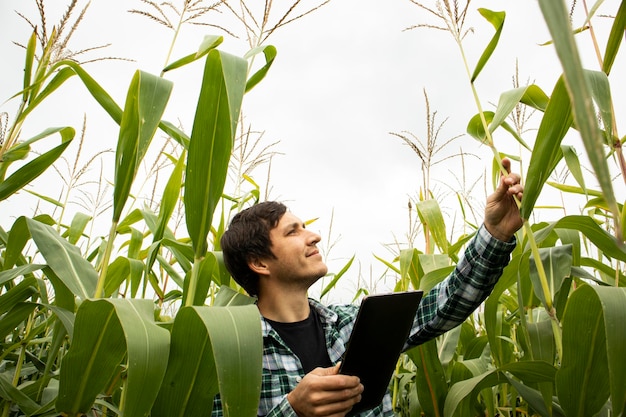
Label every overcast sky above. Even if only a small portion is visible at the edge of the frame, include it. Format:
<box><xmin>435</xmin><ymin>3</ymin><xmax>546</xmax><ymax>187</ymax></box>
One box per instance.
<box><xmin>1</xmin><ymin>0</ymin><xmax>624</xmax><ymax>301</ymax></box>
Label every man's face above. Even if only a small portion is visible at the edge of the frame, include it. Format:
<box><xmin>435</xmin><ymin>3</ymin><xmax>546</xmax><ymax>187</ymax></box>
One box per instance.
<box><xmin>262</xmin><ymin>212</ymin><xmax>328</xmax><ymax>288</ymax></box>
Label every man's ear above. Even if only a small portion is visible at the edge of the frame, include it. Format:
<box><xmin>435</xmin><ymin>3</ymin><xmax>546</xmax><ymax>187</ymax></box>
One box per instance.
<box><xmin>248</xmin><ymin>257</ymin><xmax>270</xmax><ymax>277</ymax></box>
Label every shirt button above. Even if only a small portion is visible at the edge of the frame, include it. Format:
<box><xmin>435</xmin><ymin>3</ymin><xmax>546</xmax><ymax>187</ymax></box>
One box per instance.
<box><xmin>295</xmin><ymin>376</ymin><xmax>302</xmax><ymax>383</ymax></box>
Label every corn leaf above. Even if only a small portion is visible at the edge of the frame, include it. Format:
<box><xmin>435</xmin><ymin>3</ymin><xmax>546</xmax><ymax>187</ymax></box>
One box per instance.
<box><xmin>162</xmin><ymin>35</ymin><xmax>223</xmax><ymax>73</ymax></box>
<box><xmin>560</xmin><ymin>145</ymin><xmax>587</xmax><ymax>194</ymax></box>
<box><xmin>415</xmin><ymin>199</ymin><xmax>448</xmax><ymax>254</ymax></box>
<box><xmin>520</xmin><ymin>76</ymin><xmax>571</xmax><ymax>219</ymax></box>
<box><xmin>23</xmin><ymin>30</ymin><xmax>36</xmax><ymax>101</ymax></box>
<box><xmin>320</xmin><ymin>255</ymin><xmax>355</xmax><ymax>298</ymax></box>
<box><xmin>602</xmin><ymin>0</ymin><xmax>626</xmax><ymax>74</ymax></box>
<box><xmin>584</xmin><ymin>70</ymin><xmax>614</xmax><ymax>147</ymax></box>
<box><xmin>471</xmin><ymin>9</ymin><xmax>505</xmax><ymax>82</ymax></box>
<box><xmin>67</xmin><ymin>212</ymin><xmax>92</xmax><ymax>245</ymax></box>
<box><xmin>528</xmin><ymin>244</ymin><xmax>572</xmax><ymax>309</ymax></box>
<box><xmin>407</xmin><ymin>340</ymin><xmax>447</xmax><ymax>417</ymax></box>
<box><xmin>113</xmin><ymin>70</ymin><xmax>173</xmax><ymax>222</ymax></box>
<box><xmin>244</xmin><ymin>45</ymin><xmax>277</xmax><ymax>92</ymax></box>
<box><xmin>26</xmin><ymin>217</ymin><xmax>97</xmax><ymax>299</ymax></box>
<box><xmin>0</xmin><ymin>127</ymin><xmax>74</xmax><ymax>202</ymax></box>
<box><xmin>214</xmin><ymin>285</ymin><xmax>256</xmax><ymax>306</ymax></box>
<box><xmin>182</xmin><ymin>252</ymin><xmax>219</xmax><ymax>306</ymax></box>
<box><xmin>145</xmin><ymin>150</ymin><xmax>186</xmax><ymax>277</ymax></box>
<box><xmin>0</xmin><ymin>374</ymin><xmax>41</xmax><ymax>416</ymax></box>
<box><xmin>538</xmin><ymin>0</ymin><xmax>621</xmax><ymax>235</ymax></box>
<box><xmin>153</xmin><ymin>304</ymin><xmax>262</xmax><ymax>417</ymax></box>
<box><xmin>444</xmin><ymin>361</ymin><xmax>556</xmax><ymax>417</ymax></box>
<box><xmin>556</xmin><ymin>285</ymin><xmax>626</xmax><ymax>417</ymax></box>
<box><xmin>184</xmin><ymin>50</ymin><xmax>247</xmax><ymax>256</ymax></box>
<box><xmin>531</xmin><ymin>215</ymin><xmax>626</xmax><ymax>262</ymax></box>
<box><xmin>56</xmin><ymin>299</ymin><xmax>170</xmax><ymax>417</ymax></box>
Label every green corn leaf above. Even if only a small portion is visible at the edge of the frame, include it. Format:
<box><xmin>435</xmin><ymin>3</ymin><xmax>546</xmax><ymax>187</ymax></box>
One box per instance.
<box><xmin>538</xmin><ymin>0</ymin><xmax>621</xmax><ymax>236</ymax></box>
<box><xmin>444</xmin><ymin>361</ymin><xmax>556</xmax><ymax>417</ymax></box>
<box><xmin>415</xmin><ymin>199</ymin><xmax>448</xmax><ymax>254</ymax></box>
<box><xmin>546</xmin><ymin>181</ymin><xmax>601</xmax><ymax>197</ymax></box>
<box><xmin>585</xmin><ymin>70</ymin><xmax>613</xmax><ymax>146</ymax></box>
<box><xmin>520</xmin><ymin>84</ymin><xmax>549</xmax><ymax>111</ymax></box>
<box><xmin>146</xmin><ymin>151</ymin><xmax>186</xmax><ymax>276</ymax></box>
<box><xmin>602</xmin><ymin>0</ymin><xmax>626</xmax><ymax>74</ymax></box>
<box><xmin>485</xmin><ymin>252</ymin><xmax>526</xmax><ymax>366</ymax></box>
<box><xmin>560</xmin><ymin>145</ymin><xmax>587</xmax><ymax>194</ymax></box>
<box><xmin>153</xmin><ymin>304</ymin><xmax>262</xmax><ymax>417</ymax></box>
<box><xmin>532</xmin><ymin>215</ymin><xmax>626</xmax><ymax>262</ymax></box>
<box><xmin>244</xmin><ymin>45</ymin><xmax>277</xmax><ymax>92</ymax></box>
<box><xmin>28</xmin><ymin>27</ymin><xmax>57</xmax><ymax>100</ymax></box>
<box><xmin>184</xmin><ymin>50</ymin><xmax>247</xmax><ymax>256</ymax></box>
<box><xmin>556</xmin><ymin>285</ymin><xmax>626</xmax><ymax>417</ymax></box>
<box><xmin>162</xmin><ymin>35</ymin><xmax>224</xmax><ymax>73</ymax></box>
<box><xmin>213</xmin><ymin>285</ymin><xmax>256</xmax><ymax>306</ymax></box>
<box><xmin>67</xmin><ymin>212</ymin><xmax>92</xmax><ymax>245</ymax></box>
<box><xmin>182</xmin><ymin>252</ymin><xmax>220</xmax><ymax>306</ymax></box>
<box><xmin>56</xmin><ymin>299</ymin><xmax>170</xmax><ymax>417</ymax></box>
<box><xmin>320</xmin><ymin>255</ymin><xmax>355</xmax><ymax>299</ymax></box>
<box><xmin>471</xmin><ymin>9</ymin><xmax>505</xmax><ymax>82</ymax></box>
<box><xmin>23</xmin><ymin>30</ymin><xmax>36</xmax><ymax>101</ymax></box>
<box><xmin>113</xmin><ymin>70</ymin><xmax>173</xmax><ymax>222</ymax></box>
<box><xmin>0</xmin><ymin>264</ymin><xmax>44</xmax><ymax>286</ymax></box>
<box><xmin>528</xmin><ymin>244</ymin><xmax>572</xmax><ymax>310</ymax></box>
<box><xmin>407</xmin><ymin>340</ymin><xmax>447</xmax><ymax>417</ymax></box>
<box><xmin>0</xmin><ymin>127</ymin><xmax>74</xmax><ymax>202</ymax></box>
<box><xmin>0</xmin><ymin>301</ymin><xmax>38</xmax><ymax>342</ymax></box>
<box><xmin>399</xmin><ymin>248</ymin><xmax>420</xmax><ymax>291</ymax></box>
<box><xmin>507</xmin><ymin>377</ymin><xmax>564</xmax><ymax>417</ymax></box>
<box><xmin>17</xmin><ymin>67</ymin><xmax>76</xmax><ymax>124</ymax></box>
<box><xmin>26</xmin><ymin>217</ymin><xmax>97</xmax><ymax>299</ymax></box>
<box><xmin>0</xmin><ymin>374</ymin><xmax>41</xmax><ymax>416</ymax></box>
<box><xmin>520</xmin><ymin>75</ymin><xmax>571</xmax><ymax>219</ymax></box>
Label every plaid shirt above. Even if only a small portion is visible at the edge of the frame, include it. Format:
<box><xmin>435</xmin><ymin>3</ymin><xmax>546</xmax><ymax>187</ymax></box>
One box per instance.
<box><xmin>212</xmin><ymin>224</ymin><xmax>516</xmax><ymax>416</ymax></box>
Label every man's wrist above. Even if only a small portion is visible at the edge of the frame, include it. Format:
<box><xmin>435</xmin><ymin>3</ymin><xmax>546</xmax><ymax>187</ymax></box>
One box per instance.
<box><xmin>484</xmin><ymin>223</ymin><xmax>514</xmax><ymax>242</ymax></box>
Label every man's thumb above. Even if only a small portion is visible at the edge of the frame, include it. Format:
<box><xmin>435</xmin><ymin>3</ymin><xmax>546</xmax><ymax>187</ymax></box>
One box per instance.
<box><xmin>313</xmin><ymin>363</ymin><xmax>341</xmax><ymax>376</ymax></box>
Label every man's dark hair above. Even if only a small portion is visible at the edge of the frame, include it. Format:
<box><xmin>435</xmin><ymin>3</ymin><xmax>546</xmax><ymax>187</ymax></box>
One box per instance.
<box><xmin>220</xmin><ymin>201</ymin><xmax>288</xmax><ymax>296</ymax></box>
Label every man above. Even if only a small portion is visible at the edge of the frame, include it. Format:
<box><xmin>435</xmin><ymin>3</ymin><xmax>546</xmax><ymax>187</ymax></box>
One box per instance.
<box><xmin>215</xmin><ymin>158</ymin><xmax>524</xmax><ymax>416</ymax></box>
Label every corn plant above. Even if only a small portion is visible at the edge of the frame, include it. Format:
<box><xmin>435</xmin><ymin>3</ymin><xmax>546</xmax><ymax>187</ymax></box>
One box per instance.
<box><xmin>0</xmin><ymin>1</ymin><xmax>285</xmax><ymax>415</ymax></box>
<box><xmin>392</xmin><ymin>1</ymin><xmax>626</xmax><ymax>416</ymax></box>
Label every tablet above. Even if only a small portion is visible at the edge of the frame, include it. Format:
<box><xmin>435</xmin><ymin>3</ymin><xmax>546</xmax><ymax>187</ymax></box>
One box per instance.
<box><xmin>339</xmin><ymin>290</ymin><xmax>423</xmax><ymax>415</ymax></box>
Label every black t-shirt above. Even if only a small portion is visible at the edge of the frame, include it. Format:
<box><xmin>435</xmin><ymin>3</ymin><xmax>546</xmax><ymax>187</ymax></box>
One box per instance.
<box><xmin>265</xmin><ymin>308</ymin><xmax>333</xmax><ymax>373</ymax></box>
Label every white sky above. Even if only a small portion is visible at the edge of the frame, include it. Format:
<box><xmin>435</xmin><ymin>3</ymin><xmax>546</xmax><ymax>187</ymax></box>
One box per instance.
<box><xmin>1</xmin><ymin>0</ymin><xmax>624</xmax><ymax>302</ymax></box>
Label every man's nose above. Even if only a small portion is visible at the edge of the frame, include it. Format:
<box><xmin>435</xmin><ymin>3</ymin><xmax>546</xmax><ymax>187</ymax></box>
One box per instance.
<box><xmin>307</xmin><ymin>230</ymin><xmax>322</xmax><ymax>245</ymax></box>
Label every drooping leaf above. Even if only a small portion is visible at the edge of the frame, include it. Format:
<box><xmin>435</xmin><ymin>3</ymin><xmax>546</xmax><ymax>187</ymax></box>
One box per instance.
<box><xmin>26</xmin><ymin>217</ymin><xmax>97</xmax><ymax>299</ymax></box>
<box><xmin>162</xmin><ymin>35</ymin><xmax>224</xmax><ymax>73</ymax></box>
<box><xmin>56</xmin><ymin>299</ymin><xmax>170</xmax><ymax>417</ymax></box>
<box><xmin>320</xmin><ymin>255</ymin><xmax>355</xmax><ymax>299</ymax></box>
<box><xmin>153</xmin><ymin>305</ymin><xmax>262</xmax><ymax>417</ymax></box>
<box><xmin>415</xmin><ymin>199</ymin><xmax>448</xmax><ymax>254</ymax></box>
<box><xmin>0</xmin><ymin>127</ymin><xmax>74</xmax><ymax>202</ymax></box>
<box><xmin>471</xmin><ymin>9</ymin><xmax>506</xmax><ymax>82</ymax></box>
<box><xmin>528</xmin><ymin>244</ymin><xmax>572</xmax><ymax>309</ymax></box>
<box><xmin>244</xmin><ymin>45</ymin><xmax>277</xmax><ymax>92</ymax></box>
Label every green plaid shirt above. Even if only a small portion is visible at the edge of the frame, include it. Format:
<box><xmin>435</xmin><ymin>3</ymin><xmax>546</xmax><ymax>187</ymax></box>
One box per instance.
<box><xmin>212</xmin><ymin>224</ymin><xmax>516</xmax><ymax>416</ymax></box>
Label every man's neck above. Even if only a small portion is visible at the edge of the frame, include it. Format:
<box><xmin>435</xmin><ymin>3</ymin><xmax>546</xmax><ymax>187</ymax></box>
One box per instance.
<box><xmin>256</xmin><ymin>287</ymin><xmax>310</xmax><ymax>323</ymax></box>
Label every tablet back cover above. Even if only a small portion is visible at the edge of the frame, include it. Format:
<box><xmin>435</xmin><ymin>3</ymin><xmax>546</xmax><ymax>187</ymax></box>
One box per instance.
<box><xmin>340</xmin><ymin>290</ymin><xmax>423</xmax><ymax>415</ymax></box>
